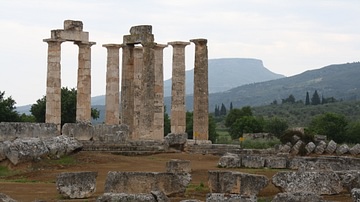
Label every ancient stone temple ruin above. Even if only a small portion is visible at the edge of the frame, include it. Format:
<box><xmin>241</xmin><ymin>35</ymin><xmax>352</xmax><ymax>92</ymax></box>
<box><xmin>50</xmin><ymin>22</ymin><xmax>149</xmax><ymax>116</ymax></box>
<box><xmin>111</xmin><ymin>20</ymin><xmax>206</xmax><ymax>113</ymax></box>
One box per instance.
<box><xmin>43</xmin><ymin>20</ymin><xmax>96</xmax><ymax>129</ymax></box>
<box><xmin>43</xmin><ymin>20</ymin><xmax>209</xmax><ymax>141</ymax></box>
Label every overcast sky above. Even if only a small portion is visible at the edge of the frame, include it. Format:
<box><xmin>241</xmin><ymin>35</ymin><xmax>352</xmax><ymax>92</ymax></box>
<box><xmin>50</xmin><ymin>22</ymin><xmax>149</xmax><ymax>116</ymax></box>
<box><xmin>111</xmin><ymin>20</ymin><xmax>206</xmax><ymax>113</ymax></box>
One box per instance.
<box><xmin>1</xmin><ymin>0</ymin><xmax>359</xmax><ymax>106</ymax></box>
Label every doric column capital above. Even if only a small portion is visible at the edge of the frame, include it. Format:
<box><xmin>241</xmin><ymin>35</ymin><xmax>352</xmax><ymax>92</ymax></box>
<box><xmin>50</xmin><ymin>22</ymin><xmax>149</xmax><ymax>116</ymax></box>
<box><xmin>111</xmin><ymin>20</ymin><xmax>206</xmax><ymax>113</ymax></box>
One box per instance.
<box><xmin>75</xmin><ymin>41</ymin><xmax>96</xmax><ymax>47</ymax></box>
<box><xmin>102</xmin><ymin>43</ymin><xmax>124</xmax><ymax>49</ymax></box>
<box><xmin>154</xmin><ymin>43</ymin><xmax>168</xmax><ymax>49</ymax></box>
<box><xmin>168</xmin><ymin>41</ymin><xmax>191</xmax><ymax>47</ymax></box>
<box><xmin>190</xmin><ymin>38</ymin><xmax>207</xmax><ymax>46</ymax></box>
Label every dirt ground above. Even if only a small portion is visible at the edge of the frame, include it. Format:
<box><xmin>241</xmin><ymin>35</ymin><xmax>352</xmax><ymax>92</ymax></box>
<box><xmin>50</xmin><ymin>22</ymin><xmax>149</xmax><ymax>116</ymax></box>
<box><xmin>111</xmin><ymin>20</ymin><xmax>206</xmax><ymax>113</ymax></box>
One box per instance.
<box><xmin>0</xmin><ymin>151</ymin><xmax>353</xmax><ymax>202</ymax></box>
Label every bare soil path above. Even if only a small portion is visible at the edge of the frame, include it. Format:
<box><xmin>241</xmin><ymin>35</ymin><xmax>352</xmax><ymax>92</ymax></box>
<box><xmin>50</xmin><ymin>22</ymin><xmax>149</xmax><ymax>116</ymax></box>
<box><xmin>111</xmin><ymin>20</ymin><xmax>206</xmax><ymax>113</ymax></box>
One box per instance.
<box><xmin>0</xmin><ymin>151</ymin><xmax>352</xmax><ymax>201</ymax></box>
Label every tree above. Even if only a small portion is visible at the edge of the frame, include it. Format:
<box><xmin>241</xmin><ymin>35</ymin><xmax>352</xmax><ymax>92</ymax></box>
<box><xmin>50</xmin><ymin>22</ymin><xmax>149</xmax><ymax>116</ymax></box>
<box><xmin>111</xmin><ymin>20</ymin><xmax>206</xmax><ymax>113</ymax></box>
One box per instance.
<box><xmin>214</xmin><ymin>105</ymin><xmax>220</xmax><ymax>117</ymax></box>
<box><xmin>164</xmin><ymin>105</ymin><xmax>170</xmax><ymax>136</ymax></box>
<box><xmin>220</xmin><ymin>103</ymin><xmax>227</xmax><ymax>116</ymax></box>
<box><xmin>0</xmin><ymin>91</ymin><xmax>20</xmax><ymax>122</ymax></box>
<box><xmin>308</xmin><ymin>112</ymin><xmax>348</xmax><ymax>143</ymax></box>
<box><xmin>185</xmin><ymin>111</ymin><xmax>218</xmax><ymax>142</ymax></box>
<box><xmin>264</xmin><ymin>117</ymin><xmax>289</xmax><ymax>138</ymax></box>
<box><xmin>305</xmin><ymin>91</ymin><xmax>310</xmax><ymax>105</ymax></box>
<box><xmin>186</xmin><ymin>111</ymin><xmax>193</xmax><ymax>139</ymax></box>
<box><xmin>345</xmin><ymin>121</ymin><xmax>360</xmax><ymax>143</ymax></box>
<box><xmin>311</xmin><ymin>90</ymin><xmax>321</xmax><ymax>105</ymax></box>
<box><xmin>229</xmin><ymin>102</ymin><xmax>233</xmax><ymax>111</ymax></box>
<box><xmin>282</xmin><ymin>94</ymin><xmax>296</xmax><ymax>104</ymax></box>
<box><xmin>31</xmin><ymin>87</ymin><xmax>100</xmax><ymax>126</ymax></box>
<box><xmin>225</xmin><ymin>106</ymin><xmax>252</xmax><ymax>128</ymax></box>
<box><xmin>208</xmin><ymin>114</ymin><xmax>218</xmax><ymax>143</ymax></box>
<box><xmin>228</xmin><ymin>116</ymin><xmax>263</xmax><ymax>139</ymax></box>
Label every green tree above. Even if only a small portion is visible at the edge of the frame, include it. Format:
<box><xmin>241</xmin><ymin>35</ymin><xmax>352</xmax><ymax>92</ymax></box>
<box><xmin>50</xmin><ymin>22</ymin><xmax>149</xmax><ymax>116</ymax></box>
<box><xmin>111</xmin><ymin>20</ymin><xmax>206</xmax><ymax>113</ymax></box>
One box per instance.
<box><xmin>345</xmin><ymin>121</ymin><xmax>360</xmax><ymax>143</ymax></box>
<box><xmin>186</xmin><ymin>111</ymin><xmax>193</xmax><ymax>139</ymax></box>
<box><xmin>30</xmin><ymin>87</ymin><xmax>100</xmax><ymax>126</ymax></box>
<box><xmin>164</xmin><ymin>105</ymin><xmax>170</xmax><ymax>136</ymax></box>
<box><xmin>229</xmin><ymin>116</ymin><xmax>263</xmax><ymax>139</ymax></box>
<box><xmin>264</xmin><ymin>117</ymin><xmax>289</xmax><ymax>138</ymax></box>
<box><xmin>229</xmin><ymin>102</ymin><xmax>233</xmax><ymax>111</ymax></box>
<box><xmin>220</xmin><ymin>103</ymin><xmax>227</xmax><ymax>116</ymax></box>
<box><xmin>225</xmin><ymin>106</ymin><xmax>252</xmax><ymax>128</ymax></box>
<box><xmin>0</xmin><ymin>91</ymin><xmax>20</xmax><ymax>122</ymax></box>
<box><xmin>282</xmin><ymin>94</ymin><xmax>296</xmax><ymax>104</ymax></box>
<box><xmin>208</xmin><ymin>114</ymin><xmax>218</xmax><ymax>143</ymax></box>
<box><xmin>308</xmin><ymin>112</ymin><xmax>348</xmax><ymax>143</ymax></box>
<box><xmin>214</xmin><ymin>105</ymin><xmax>220</xmax><ymax>117</ymax></box>
<box><xmin>185</xmin><ymin>111</ymin><xmax>218</xmax><ymax>142</ymax></box>
<box><xmin>305</xmin><ymin>91</ymin><xmax>310</xmax><ymax>105</ymax></box>
<box><xmin>311</xmin><ymin>90</ymin><xmax>321</xmax><ymax>105</ymax></box>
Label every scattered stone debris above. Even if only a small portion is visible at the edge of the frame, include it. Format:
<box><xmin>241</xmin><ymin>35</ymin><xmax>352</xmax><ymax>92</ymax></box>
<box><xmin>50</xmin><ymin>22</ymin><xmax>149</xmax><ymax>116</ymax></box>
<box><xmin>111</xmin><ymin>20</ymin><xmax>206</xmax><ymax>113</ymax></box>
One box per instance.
<box><xmin>56</xmin><ymin>171</ymin><xmax>98</xmax><ymax>199</ymax></box>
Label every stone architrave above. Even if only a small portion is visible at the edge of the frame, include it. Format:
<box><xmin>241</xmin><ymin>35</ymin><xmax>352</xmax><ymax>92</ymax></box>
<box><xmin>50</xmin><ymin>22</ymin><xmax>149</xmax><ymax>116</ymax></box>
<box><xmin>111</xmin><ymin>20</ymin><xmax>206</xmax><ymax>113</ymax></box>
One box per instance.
<box><xmin>44</xmin><ymin>39</ymin><xmax>64</xmax><ymax>129</ymax></box>
<box><xmin>168</xmin><ymin>41</ymin><xmax>190</xmax><ymax>134</ymax></box>
<box><xmin>103</xmin><ymin>44</ymin><xmax>123</xmax><ymax>125</ymax></box>
<box><xmin>190</xmin><ymin>39</ymin><xmax>209</xmax><ymax>140</ymax></box>
<box><xmin>43</xmin><ymin>20</ymin><xmax>95</xmax><ymax>128</ymax></box>
<box><xmin>153</xmin><ymin>44</ymin><xmax>168</xmax><ymax>139</ymax></box>
<box><xmin>121</xmin><ymin>44</ymin><xmax>135</xmax><ymax>138</ymax></box>
<box><xmin>76</xmin><ymin>42</ymin><xmax>95</xmax><ymax>123</ymax></box>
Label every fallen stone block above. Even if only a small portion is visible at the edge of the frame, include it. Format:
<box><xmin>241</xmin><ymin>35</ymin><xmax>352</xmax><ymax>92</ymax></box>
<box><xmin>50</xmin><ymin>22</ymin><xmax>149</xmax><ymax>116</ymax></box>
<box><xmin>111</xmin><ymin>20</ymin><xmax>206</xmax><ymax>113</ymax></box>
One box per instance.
<box><xmin>218</xmin><ymin>153</ymin><xmax>241</xmax><ymax>168</ymax></box>
<box><xmin>314</xmin><ymin>140</ymin><xmax>326</xmax><ymax>154</ymax></box>
<box><xmin>305</xmin><ymin>142</ymin><xmax>316</xmax><ymax>155</ymax></box>
<box><xmin>336</xmin><ymin>170</ymin><xmax>360</xmax><ymax>192</ymax></box>
<box><xmin>241</xmin><ymin>155</ymin><xmax>265</xmax><ymax>168</ymax></box>
<box><xmin>290</xmin><ymin>140</ymin><xmax>303</xmax><ymax>155</ymax></box>
<box><xmin>42</xmin><ymin>135</ymin><xmax>83</xmax><ymax>158</ymax></box>
<box><xmin>166</xmin><ymin>159</ymin><xmax>191</xmax><ymax>173</ymax></box>
<box><xmin>351</xmin><ymin>188</ymin><xmax>360</xmax><ymax>202</ymax></box>
<box><xmin>104</xmin><ymin>171</ymin><xmax>191</xmax><ymax>196</ymax></box>
<box><xmin>271</xmin><ymin>192</ymin><xmax>326</xmax><ymax>202</ymax></box>
<box><xmin>164</xmin><ymin>133</ymin><xmax>187</xmax><ymax>151</ymax></box>
<box><xmin>272</xmin><ymin>170</ymin><xmax>342</xmax><ymax>195</ymax></box>
<box><xmin>0</xmin><ymin>193</ymin><xmax>17</xmax><ymax>202</ymax></box>
<box><xmin>0</xmin><ymin>142</ymin><xmax>6</xmax><ymax>161</ymax></box>
<box><xmin>151</xmin><ymin>191</ymin><xmax>170</xmax><ymax>202</ymax></box>
<box><xmin>336</xmin><ymin>144</ymin><xmax>349</xmax><ymax>155</ymax></box>
<box><xmin>206</xmin><ymin>193</ymin><xmax>257</xmax><ymax>202</ymax></box>
<box><xmin>96</xmin><ymin>193</ymin><xmax>156</xmax><ymax>202</ymax></box>
<box><xmin>350</xmin><ymin>143</ymin><xmax>360</xmax><ymax>155</ymax></box>
<box><xmin>208</xmin><ymin>170</ymin><xmax>268</xmax><ymax>196</ymax></box>
<box><xmin>0</xmin><ymin>122</ymin><xmax>58</xmax><ymax>141</ymax></box>
<box><xmin>325</xmin><ymin>140</ymin><xmax>337</xmax><ymax>154</ymax></box>
<box><xmin>56</xmin><ymin>171</ymin><xmax>97</xmax><ymax>199</ymax></box>
<box><xmin>265</xmin><ymin>156</ymin><xmax>287</xmax><ymax>169</ymax></box>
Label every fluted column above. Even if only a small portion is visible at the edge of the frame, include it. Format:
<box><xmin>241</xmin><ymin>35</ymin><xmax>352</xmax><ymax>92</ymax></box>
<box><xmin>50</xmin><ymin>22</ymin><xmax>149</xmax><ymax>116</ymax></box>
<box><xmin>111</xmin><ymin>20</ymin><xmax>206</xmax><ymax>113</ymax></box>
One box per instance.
<box><xmin>76</xmin><ymin>42</ymin><xmax>95</xmax><ymax>123</ymax></box>
<box><xmin>44</xmin><ymin>39</ymin><xmax>63</xmax><ymax>129</ymax></box>
<box><xmin>103</xmin><ymin>44</ymin><xmax>122</xmax><ymax>125</ymax></box>
<box><xmin>133</xmin><ymin>46</ymin><xmax>143</xmax><ymax>139</ymax></box>
<box><xmin>121</xmin><ymin>44</ymin><xmax>135</xmax><ymax>139</ymax></box>
<box><xmin>153</xmin><ymin>44</ymin><xmax>168</xmax><ymax>139</ymax></box>
<box><xmin>168</xmin><ymin>41</ymin><xmax>190</xmax><ymax>134</ymax></box>
<box><xmin>190</xmin><ymin>38</ymin><xmax>209</xmax><ymax>140</ymax></box>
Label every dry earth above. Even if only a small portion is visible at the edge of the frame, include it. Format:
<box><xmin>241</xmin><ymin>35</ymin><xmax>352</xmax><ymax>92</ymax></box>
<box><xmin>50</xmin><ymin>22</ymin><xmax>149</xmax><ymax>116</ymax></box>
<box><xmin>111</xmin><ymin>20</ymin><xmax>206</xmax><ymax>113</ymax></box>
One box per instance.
<box><xmin>0</xmin><ymin>151</ymin><xmax>353</xmax><ymax>202</ymax></box>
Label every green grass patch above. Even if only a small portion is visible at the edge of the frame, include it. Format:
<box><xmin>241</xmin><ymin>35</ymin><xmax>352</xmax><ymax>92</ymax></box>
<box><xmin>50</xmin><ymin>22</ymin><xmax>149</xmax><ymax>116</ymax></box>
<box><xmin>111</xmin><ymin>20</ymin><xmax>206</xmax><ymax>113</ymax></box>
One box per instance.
<box><xmin>186</xmin><ymin>182</ymin><xmax>209</xmax><ymax>193</ymax></box>
<box><xmin>0</xmin><ymin>166</ymin><xmax>13</xmax><ymax>177</ymax></box>
<box><xmin>49</xmin><ymin>155</ymin><xmax>76</xmax><ymax>165</ymax></box>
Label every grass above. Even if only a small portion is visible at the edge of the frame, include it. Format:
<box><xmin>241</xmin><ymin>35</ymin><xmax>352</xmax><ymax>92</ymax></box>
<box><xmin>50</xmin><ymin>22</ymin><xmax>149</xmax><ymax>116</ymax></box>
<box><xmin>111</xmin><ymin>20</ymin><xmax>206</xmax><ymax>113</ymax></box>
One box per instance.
<box><xmin>186</xmin><ymin>182</ymin><xmax>209</xmax><ymax>193</ymax></box>
<box><xmin>48</xmin><ymin>155</ymin><xmax>76</xmax><ymax>165</ymax></box>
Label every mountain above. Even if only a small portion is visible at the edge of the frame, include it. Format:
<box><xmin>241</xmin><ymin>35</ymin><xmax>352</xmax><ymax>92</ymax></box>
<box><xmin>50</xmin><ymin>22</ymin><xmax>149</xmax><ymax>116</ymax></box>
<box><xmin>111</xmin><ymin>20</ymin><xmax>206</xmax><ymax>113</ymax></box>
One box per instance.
<box><xmin>205</xmin><ymin>62</ymin><xmax>360</xmax><ymax>111</ymax></box>
<box><xmin>163</xmin><ymin>58</ymin><xmax>284</xmax><ymax>96</ymax></box>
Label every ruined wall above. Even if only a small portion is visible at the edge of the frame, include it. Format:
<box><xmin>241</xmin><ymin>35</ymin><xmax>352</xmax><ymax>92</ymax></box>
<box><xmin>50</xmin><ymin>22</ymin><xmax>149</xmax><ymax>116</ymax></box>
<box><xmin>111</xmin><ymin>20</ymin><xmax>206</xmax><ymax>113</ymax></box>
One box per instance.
<box><xmin>0</xmin><ymin>122</ymin><xmax>59</xmax><ymax>141</ymax></box>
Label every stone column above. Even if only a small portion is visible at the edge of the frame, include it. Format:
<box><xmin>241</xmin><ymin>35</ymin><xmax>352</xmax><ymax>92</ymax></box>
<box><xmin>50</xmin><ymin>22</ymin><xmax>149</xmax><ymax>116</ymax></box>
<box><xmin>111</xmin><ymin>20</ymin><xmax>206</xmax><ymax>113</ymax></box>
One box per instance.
<box><xmin>103</xmin><ymin>44</ymin><xmax>122</xmax><ymax>125</ymax></box>
<box><xmin>140</xmin><ymin>42</ymin><xmax>156</xmax><ymax>139</ymax></box>
<box><xmin>76</xmin><ymin>42</ymin><xmax>95</xmax><ymax>123</ymax></box>
<box><xmin>190</xmin><ymin>39</ymin><xmax>209</xmax><ymax>140</ymax></box>
<box><xmin>168</xmin><ymin>41</ymin><xmax>190</xmax><ymax>134</ymax></box>
<box><xmin>121</xmin><ymin>44</ymin><xmax>135</xmax><ymax>138</ymax></box>
<box><xmin>133</xmin><ymin>46</ymin><xmax>143</xmax><ymax>139</ymax></box>
<box><xmin>44</xmin><ymin>39</ymin><xmax>63</xmax><ymax>129</ymax></box>
<box><xmin>153</xmin><ymin>44</ymin><xmax>168</xmax><ymax>139</ymax></box>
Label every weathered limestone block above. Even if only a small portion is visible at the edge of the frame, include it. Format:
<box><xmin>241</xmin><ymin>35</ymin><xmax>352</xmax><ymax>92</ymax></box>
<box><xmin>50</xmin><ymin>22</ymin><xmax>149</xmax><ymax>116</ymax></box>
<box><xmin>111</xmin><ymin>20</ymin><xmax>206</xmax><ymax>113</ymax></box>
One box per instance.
<box><xmin>336</xmin><ymin>170</ymin><xmax>360</xmax><ymax>192</ymax></box>
<box><xmin>104</xmin><ymin>172</ymin><xmax>191</xmax><ymax>196</ymax></box>
<box><xmin>62</xmin><ymin>123</ymin><xmax>94</xmax><ymax>140</ymax></box>
<box><xmin>218</xmin><ymin>153</ymin><xmax>241</xmax><ymax>168</ymax></box>
<box><xmin>265</xmin><ymin>156</ymin><xmax>287</xmax><ymax>169</ymax></box>
<box><xmin>206</xmin><ymin>193</ymin><xmax>257</xmax><ymax>202</ymax></box>
<box><xmin>241</xmin><ymin>155</ymin><xmax>265</xmax><ymax>168</ymax></box>
<box><xmin>166</xmin><ymin>159</ymin><xmax>191</xmax><ymax>173</ymax></box>
<box><xmin>42</xmin><ymin>135</ymin><xmax>82</xmax><ymax>158</ymax></box>
<box><xmin>290</xmin><ymin>140</ymin><xmax>303</xmax><ymax>155</ymax></box>
<box><xmin>0</xmin><ymin>122</ymin><xmax>59</xmax><ymax>141</ymax></box>
<box><xmin>271</xmin><ymin>192</ymin><xmax>326</xmax><ymax>202</ymax></box>
<box><xmin>336</xmin><ymin>144</ymin><xmax>349</xmax><ymax>155</ymax></box>
<box><xmin>4</xmin><ymin>137</ymin><xmax>49</xmax><ymax>165</ymax></box>
<box><xmin>351</xmin><ymin>188</ymin><xmax>360</xmax><ymax>202</ymax></box>
<box><xmin>0</xmin><ymin>142</ymin><xmax>6</xmax><ymax>161</ymax></box>
<box><xmin>93</xmin><ymin>124</ymin><xmax>129</xmax><ymax>142</ymax></box>
<box><xmin>164</xmin><ymin>133</ymin><xmax>187</xmax><ymax>151</ymax></box>
<box><xmin>208</xmin><ymin>170</ymin><xmax>268</xmax><ymax>196</ymax></box>
<box><xmin>57</xmin><ymin>171</ymin><xmax>97</xmax><ymax>199</ymax></box>
<box><xmin>151</xmin><ymin>191</ymin><xmax>170</xmax><ymax>202</ymax></box>
<box><xmin>325</xmin><ymin>140</ymin><xmax>337</xmax><ymax>154</ymax></box>
<box><xmin>314</xmin><ymin>140</ymin><xmax>327</xmax><ymax>154</ymax></box>
<box><xmin>0</xmin><ymin>193</ymin><xmax>17</xmax><ymax>202</ymax></box>
<box><xmin>96</xmin><ymin>193</ymin><xmax>156</xmax><ymax>202</ymax></box>
<box><xmin>277</xmin><ymin>144</ymin><xmax>291</xmax><ymax>153</ymax></box>
<box><xmin>305</xmin><ymin>142</ymin><xmax>316</xmax><ymax>155</ymax></box>
<box><xmin>350</xmin><ymin>143</ymin><xmax>360</xmax><ymax>155</ymax></box>
<box><xmin>272</xmin><ymin>171</ymin><xmax>342</xmax><ymax>195</ymax></box>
